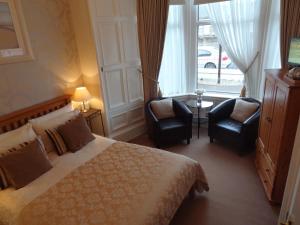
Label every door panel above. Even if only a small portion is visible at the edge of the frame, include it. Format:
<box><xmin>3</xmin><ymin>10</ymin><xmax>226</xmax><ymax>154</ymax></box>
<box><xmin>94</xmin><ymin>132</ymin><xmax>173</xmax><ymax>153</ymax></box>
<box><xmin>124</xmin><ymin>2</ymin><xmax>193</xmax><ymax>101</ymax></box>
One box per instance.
<box><xmin>97</xmin><ymin>22</ymin><xmax>121</xmax><ymax>66</ymax></box>
<box><xmin>121</xmin><ymin>21</ymin><xmax>139</xmax><ymax>62</ymax></box>
<box><xmin>267</xmin><ymin>85</ymin><xmax>288</xmax><ymax>170</ymax></box>
<box><xmin>89</xmin><ymin>0</ymin><xmax>144</xmax><ymax>137</ymax></box>
<box><xmin>95</xmin><ymin>0</ymin><xmax>116</xmax><ymax>17</ymax></box>
<box><xmin>259</xmin><ymin>77</ymin><xmax>275</xmax><ymax>152</ymax></box>
<box><xmin>105</xmin><ymin>69</ymin><xmax>126</xmax><ymax>108</ymax></box>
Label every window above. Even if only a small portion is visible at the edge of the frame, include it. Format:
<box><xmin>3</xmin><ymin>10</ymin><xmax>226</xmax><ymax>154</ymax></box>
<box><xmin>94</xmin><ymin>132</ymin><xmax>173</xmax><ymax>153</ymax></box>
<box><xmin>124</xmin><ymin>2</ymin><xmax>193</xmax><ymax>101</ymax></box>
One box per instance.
<box><xmin>197</xmin><ymin>5</ymin><xmax>244</xmax><ymax>94</ymax></box>
<box><xmin>159</xmin><ymin>3</ymin><xmax>244</xmax><ymax>97</ymax></box>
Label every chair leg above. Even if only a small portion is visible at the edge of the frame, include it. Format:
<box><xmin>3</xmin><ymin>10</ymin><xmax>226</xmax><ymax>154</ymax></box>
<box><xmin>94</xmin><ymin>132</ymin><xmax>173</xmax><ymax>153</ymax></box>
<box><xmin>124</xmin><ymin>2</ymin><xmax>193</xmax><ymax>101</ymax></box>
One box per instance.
<box><xmin>187</xmin><ymin>138</ymin><xmax>190</xmax><ymax>144</ymax></box>
<box><xmin>210</xmin><ymin>136</ymin><xmax>214</xmax><ymax>143</ymax></box>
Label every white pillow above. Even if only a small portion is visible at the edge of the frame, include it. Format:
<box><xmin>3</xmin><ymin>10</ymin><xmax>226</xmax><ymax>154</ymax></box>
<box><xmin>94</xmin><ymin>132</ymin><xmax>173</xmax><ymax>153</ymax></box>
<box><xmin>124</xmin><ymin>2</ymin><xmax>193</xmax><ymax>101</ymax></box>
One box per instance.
<box><xmin>230</xmin><ymin>99</ymin><xmax>259</xmax><ymax>123</ymax></box>
<box><xmin>150</xmin><ymin>98</ymin><xmax>175</xmax><ymax>120</ymax></box>
<box><xmin>0</xmin><ymin>123</ymin><xmax>37</xmax><ymax>153</ymax></box>
<box><xmin>29</xmin><ymin>103</ymin><xmax>73</xmax><ymax>126</ymax></box>
<box><xmin>30</xmin><ymin>110</ymin><xmax>80</xmax><ymax>134</ymax></box>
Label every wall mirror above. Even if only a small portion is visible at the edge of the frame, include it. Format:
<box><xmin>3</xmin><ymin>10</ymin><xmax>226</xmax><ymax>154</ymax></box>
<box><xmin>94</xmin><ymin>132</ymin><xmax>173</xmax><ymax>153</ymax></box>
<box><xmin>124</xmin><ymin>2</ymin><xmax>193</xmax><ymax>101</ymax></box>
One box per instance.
<box><xmin>0</xmin><ymin>0</ymin><xmax>33</xmax><ymax>64</ymax></box>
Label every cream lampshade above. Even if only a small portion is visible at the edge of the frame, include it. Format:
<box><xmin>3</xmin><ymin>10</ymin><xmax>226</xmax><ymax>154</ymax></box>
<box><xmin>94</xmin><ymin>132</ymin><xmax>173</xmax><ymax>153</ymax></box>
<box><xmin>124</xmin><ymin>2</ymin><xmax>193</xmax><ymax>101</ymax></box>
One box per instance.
<box><xmin>73</xmin><ymin>86</ymin><xmax>91</xmax><ymax>112</ymax></box>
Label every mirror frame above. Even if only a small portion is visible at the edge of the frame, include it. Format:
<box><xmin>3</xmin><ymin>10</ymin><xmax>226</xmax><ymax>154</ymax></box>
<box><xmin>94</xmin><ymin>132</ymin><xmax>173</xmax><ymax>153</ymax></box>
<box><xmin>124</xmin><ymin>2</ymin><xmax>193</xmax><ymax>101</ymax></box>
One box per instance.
<box><xmin>0</xmin><ymin>0</ymin><xmax>34</xmax><ymax>64</ymax></box>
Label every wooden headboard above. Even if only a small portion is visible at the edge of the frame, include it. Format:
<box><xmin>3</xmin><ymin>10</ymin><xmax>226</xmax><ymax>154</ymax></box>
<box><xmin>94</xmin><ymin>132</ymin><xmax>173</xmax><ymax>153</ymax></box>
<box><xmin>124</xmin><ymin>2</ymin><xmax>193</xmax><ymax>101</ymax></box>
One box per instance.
<box><xmin>0</xmin><ymin>95</ymin><xmax>71</xmax><ymax>134</ymax></box>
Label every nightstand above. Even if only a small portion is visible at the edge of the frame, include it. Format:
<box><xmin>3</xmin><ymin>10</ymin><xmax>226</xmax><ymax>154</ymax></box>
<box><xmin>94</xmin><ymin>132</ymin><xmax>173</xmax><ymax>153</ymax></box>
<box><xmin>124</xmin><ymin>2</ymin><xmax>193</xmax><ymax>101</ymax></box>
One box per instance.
<box><xmin>81</xmin><ymin>108</ymin><xmax>105</xmax><ymax>136</ymax></box>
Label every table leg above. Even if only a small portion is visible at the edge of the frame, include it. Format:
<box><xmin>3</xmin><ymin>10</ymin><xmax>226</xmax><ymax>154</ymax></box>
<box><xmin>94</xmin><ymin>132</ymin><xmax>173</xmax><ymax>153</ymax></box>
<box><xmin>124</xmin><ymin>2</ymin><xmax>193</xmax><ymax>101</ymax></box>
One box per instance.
<box><xmin>198</xmin><ymin>107</ymin><xmax>200</xmax><ymax>139</ymax></box>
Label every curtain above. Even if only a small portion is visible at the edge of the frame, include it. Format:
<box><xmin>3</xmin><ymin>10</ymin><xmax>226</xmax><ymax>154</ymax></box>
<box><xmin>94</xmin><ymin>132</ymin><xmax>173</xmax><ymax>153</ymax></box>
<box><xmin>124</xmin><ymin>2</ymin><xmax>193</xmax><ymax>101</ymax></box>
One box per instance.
<box><xmin>206</xmin><ymin>0</ymin><xmax>268</xmax><ymax>98</ymax></box>
<box><xmin>137</xmin><ymin>0</ymin><xmax>169</xmax><ymax>102</ymax></box>
<box><xmin>280</xmin><ymin>0</ymin><xmax>300</xmax><ymax>69</ymax></box>
<box><xmin>258</xmin><ymin>0</ymin><xmax>281</xmax><ymax>99</ymax></box>
<box><xmin>159</xmin><ymin>6</ymin><xmax>187</xmax><ymax>97</ymax></box>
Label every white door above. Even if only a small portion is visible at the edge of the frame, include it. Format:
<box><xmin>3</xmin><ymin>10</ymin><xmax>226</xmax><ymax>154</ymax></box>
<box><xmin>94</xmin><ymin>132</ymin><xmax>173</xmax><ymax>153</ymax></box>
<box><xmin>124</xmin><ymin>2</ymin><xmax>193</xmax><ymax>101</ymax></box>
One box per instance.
<box><xmin>88</xmin><ymin>0</ymin><xmax>144</xmax><ymax>139</ymax></box>
<box><xmin>279</xmin><ymin>117</ymin><xmax>300</xmax><ymax>225</ymax></box>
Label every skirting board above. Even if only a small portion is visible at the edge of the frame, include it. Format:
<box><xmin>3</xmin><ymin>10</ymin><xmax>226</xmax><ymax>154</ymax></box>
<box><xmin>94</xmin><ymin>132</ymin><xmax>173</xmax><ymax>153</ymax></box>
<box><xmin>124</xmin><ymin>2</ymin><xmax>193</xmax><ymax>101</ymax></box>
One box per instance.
<box><xmin>110</xmin><ymin>121</ymin><xmax>147</xmax><ymax>142</ymax></box>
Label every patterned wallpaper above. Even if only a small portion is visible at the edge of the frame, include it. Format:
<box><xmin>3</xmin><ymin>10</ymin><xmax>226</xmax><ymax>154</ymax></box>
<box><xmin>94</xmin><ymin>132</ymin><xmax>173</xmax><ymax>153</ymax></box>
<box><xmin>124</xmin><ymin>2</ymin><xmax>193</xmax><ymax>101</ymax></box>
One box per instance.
<box><xmin>0</xmin><ymin>0</ymin><xmax>82</xmax><ymax>115</ymax></box>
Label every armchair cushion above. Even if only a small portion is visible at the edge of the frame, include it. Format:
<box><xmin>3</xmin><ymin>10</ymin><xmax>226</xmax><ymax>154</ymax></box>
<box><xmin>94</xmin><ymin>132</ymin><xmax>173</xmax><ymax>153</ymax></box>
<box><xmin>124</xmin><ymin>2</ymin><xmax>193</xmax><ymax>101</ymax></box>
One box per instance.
<box><xmin>216</xmin><ymin>119</ymin><xmax>242</xmax><ymax>134</ymax></box>
<box><xmin>230</xmin><ymin>99</ymin><xmax>259</xmax><ymax>123</ymax></box>
<box><xmin>158</xmin><ymin>118</ymin><xmax>186</xmax><ymax>131</ymax></box>
<box><xmin>150</xmin><ymin>98</ymin><xmax>175</xmax><ymax>119</ymax></box>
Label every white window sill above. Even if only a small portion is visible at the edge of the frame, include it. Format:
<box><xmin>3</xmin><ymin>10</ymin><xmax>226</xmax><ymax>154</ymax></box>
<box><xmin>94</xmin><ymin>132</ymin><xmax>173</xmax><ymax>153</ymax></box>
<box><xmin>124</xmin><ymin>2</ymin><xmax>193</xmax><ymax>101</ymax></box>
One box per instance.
<box><xmin>164</xmin><ymin>91</ymin><xmax>239</xmax><ymax>100</ymax></box>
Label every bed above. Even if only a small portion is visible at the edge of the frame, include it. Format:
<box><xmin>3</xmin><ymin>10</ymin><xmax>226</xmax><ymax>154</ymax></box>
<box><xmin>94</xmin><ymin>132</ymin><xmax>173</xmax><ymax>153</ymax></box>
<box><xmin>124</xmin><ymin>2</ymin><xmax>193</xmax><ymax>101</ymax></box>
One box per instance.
<box><xmin>0</xmin><ymin>95</ymin><xmax>208</xmax><ymax>225</ymax></box>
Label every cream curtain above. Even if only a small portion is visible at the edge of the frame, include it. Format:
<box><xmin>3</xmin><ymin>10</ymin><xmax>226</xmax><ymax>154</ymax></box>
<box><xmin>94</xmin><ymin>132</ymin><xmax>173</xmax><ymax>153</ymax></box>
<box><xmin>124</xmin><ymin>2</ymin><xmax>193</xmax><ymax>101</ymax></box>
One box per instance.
<box><xmin>205</xmin><ymin>0</ymin><xmax>268</xmax><ymax>98</ymax></box>
<box><xmin>137</xmin><ymin>0</ymin><xmax>169</xmax><ymax>102</ymax></box>
<box><xmin>280</xmin><ymin>0</ymin><xmax>300</xmax><ymax>69</ymax></box>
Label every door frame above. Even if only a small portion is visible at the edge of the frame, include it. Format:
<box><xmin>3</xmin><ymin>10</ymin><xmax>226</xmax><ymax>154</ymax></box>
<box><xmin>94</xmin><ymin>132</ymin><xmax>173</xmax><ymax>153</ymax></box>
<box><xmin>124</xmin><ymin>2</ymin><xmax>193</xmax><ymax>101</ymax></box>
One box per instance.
<box><xmin>279</xmin><ymin>116</ymin><xmax>300</xmax><ymax>224</ymax></box>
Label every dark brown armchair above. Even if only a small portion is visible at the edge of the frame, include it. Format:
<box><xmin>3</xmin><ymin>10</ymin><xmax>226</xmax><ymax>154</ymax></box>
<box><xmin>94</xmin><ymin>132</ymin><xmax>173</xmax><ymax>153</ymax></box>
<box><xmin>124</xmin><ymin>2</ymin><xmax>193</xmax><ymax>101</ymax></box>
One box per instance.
<box><xmin>208</xmin><ymin>97</ymin><xmax>261</xmax><ymax>153</ymax></box>
<box><xmin>145</xmin><ymin>98</ymin><xmax>193</xmax><ymax>148</ymax></box>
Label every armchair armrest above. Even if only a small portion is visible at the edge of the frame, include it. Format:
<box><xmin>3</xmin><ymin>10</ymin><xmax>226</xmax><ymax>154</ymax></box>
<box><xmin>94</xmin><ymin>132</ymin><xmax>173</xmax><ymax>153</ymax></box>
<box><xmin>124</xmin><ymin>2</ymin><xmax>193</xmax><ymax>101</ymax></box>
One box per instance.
<box><xmin>173</xmin><ymin>99</ymin><xmax>193</xmax><ymax>120</ymax></box>
<box><xmin>208</xmin><ymin>98</ymin><xmax>236</xmax><ymax>121</ymax></box>
<box><xmin>243</xmin><ymin>110</ymin><xmax>260</xmax><ymax>128</ymax></box>
<box><xmin>145</xmin><ymin>102</ymin><xmax>159</xmax><ymax>123</ymax></box>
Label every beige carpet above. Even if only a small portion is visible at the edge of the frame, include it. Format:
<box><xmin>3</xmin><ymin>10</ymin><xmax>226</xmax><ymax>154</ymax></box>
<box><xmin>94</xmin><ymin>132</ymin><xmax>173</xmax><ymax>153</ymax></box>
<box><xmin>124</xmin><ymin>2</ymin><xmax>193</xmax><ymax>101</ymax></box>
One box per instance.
<box><xmin>130</xmin><ymin>128</ymin><xmax>280</xmax><ymax>225</ymax></box>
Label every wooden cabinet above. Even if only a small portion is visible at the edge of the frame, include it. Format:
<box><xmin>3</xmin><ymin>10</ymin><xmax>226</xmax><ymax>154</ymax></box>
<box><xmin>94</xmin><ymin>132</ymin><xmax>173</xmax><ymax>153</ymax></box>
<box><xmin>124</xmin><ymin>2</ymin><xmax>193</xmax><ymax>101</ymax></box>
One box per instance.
<box><xmin>256</xmin><ymin>69</ymin><xmax>300</xmax><ymax>203</ymax></box>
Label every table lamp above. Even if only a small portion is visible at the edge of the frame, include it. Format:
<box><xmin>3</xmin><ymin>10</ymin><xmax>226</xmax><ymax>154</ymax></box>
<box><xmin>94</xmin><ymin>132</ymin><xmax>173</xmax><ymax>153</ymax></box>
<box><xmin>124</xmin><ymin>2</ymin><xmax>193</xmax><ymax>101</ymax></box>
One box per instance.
<box><xmin>73</xmin><ymin>86</ymin><xmax>91</xmax><ymax>112</ymax></box>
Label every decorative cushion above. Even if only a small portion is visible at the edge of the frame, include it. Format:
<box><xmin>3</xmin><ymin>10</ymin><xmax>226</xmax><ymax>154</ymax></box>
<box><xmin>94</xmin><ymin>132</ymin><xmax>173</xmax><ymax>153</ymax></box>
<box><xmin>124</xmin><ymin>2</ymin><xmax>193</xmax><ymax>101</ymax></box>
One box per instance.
<box><xmin>0</xmin><ymin>136</ymin><xmax>47</xmax><ymax>189</ymax></box>
<box><xmin>29</xmin><ymin>110</ymin><xmax>79</xmax><ymax>154</ymax></box>
<box><xmin>230</xmin><ymin>99</ymin><xmax>259</xmax><ymax>123</ymax></box>
<box><xmin>57</xmin><ymin>115</ymin><xmax>95</xmax><ymax>153</ymax></box>
<box><xmin>45</xmin><ymin>129</ymin><xmax>68</xmax><ymax>155</ymax></box>
<box><xmin>0</xmin><ymin>138</ymin><xmax>52</xmax><ymax>189</ymax></box>
<box><xmin>150</xmin><ymin>98</ymin><xmax>175</xmax><ymax>120</ymax></box>
<box><xmin>0</xmin><ymin>123</ymin><xmax>36</xmax><ymax>154</ymax></box>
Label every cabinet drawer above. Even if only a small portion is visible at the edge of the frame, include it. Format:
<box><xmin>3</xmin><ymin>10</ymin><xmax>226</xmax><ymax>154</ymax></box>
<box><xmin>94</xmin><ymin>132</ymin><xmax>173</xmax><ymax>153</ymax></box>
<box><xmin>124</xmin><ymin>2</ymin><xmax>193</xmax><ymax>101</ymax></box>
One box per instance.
<box><xmin>256</xmin><ymin>146</ymin><xmax>275</xmax><ymax>185</ymax></box>
<box><xmin>256</xmin><ymin>162</ymin><xmax>273</xmax><ymax>200</ymax></box>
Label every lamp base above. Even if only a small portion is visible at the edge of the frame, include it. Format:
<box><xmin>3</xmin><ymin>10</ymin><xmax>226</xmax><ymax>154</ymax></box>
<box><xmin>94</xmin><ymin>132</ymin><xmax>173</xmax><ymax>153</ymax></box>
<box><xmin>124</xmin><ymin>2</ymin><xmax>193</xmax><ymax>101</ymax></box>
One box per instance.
<box><xmin>81</xmin><ymin>100</ymin><xmax>89</xmax><ymax>113</ymax></box>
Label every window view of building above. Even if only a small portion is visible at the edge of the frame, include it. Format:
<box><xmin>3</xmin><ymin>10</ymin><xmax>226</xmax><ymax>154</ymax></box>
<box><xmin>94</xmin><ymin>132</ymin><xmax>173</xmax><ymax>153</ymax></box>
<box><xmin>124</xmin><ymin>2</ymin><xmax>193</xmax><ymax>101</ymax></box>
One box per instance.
<box><xmin>197</xmin><ymin>5</ymin><xmax>244</xmax><ymax>94</ymax></box>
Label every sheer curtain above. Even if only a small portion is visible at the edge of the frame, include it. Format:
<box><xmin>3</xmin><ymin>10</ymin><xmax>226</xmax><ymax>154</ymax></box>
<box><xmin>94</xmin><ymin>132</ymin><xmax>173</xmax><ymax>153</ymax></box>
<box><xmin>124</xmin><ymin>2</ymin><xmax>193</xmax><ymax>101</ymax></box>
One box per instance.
<box><xmin>159</xmin><ymin>6</ymin><xmax>187</xmax><ymax>96</ymax></box>
<box><xmin>258</xmin><ymin>0</ymin><xmax>281</xmax><ymax>98</ymax></box>
<box><xmin>205</xmin><ymin>0</ymin><xmax>269</xmax><ymax>99</ymax></box>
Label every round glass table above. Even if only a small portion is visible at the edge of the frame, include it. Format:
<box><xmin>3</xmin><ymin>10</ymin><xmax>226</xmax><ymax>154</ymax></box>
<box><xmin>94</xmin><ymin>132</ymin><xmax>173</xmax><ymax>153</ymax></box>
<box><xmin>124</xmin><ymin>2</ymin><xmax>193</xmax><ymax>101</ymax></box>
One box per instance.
<box><xmin>185</xmin><ymin>100</ymin><xmax>214</xmax><ymax>138</ymax></box>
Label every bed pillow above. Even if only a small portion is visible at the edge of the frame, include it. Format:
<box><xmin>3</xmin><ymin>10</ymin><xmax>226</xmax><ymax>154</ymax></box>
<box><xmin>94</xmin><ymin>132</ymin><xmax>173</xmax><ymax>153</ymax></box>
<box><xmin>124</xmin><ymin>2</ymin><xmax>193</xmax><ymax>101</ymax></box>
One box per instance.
<box><xmin>29</xmin><ymin>110</ymin><xmax>79</xmax><ymax>134</ymax></box>
<box><xmin>57</xmin><ymin>115</ymin><xmax>95</xmax><ymax>153</ymax></box>
<box><xmin>230</xmin><ymin>99</ymin><xmax>259</xmax><ymax>123</ymax></box>
<box><xmin>29</xmin><ymin>110</ymin><xmax>79</xmax><ymax>154</ymax></box>
<box><xmin>150</xmin><ymin>98</ymin><xmax>175</xmax><ymax>119</ymax></box>
<box><xmin>0</xmin><ymin>138</ymin><xmax>52</xmax><ymax>189</ymax></box>
<box><xmin>29</xmin><ymin>103</ymin><xmax>73</xmax><ymax>126</ymax></box>
<box><xmin>0</xmin><ymin>123</ymin><xmax>36</xmax><ymax>154</ymax></box>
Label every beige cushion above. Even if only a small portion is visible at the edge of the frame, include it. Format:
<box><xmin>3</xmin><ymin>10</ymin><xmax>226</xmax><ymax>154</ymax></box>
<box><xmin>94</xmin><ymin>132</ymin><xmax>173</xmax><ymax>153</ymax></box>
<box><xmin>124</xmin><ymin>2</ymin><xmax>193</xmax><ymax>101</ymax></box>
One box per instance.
<box><xmin>0</xmin><ymin>123</ymin><xmax>36</xmax><ymax>154</ymax></box>
<box><xmin>150</xmin><ymin>98</ymin><xmax>175</xmax><ymax>119</ymax></box>
<box><xmin>0</xmin><ymin>138</ymin><xmax>52</xmax><ymax>189</ymax></box>
<box><xmin>230</xmin><ymin>99</ymin><xmax>259</xmax><ymax>123</ymax></box>
<box><xmin>57</xmin><ymin>115</ymin><xmax>95</xmax><ymax>153</ymax></box>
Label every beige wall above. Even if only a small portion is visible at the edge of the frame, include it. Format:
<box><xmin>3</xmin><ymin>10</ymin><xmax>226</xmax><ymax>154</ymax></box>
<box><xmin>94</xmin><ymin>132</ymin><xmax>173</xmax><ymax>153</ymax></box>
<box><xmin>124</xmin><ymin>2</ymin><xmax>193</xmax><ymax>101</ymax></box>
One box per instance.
<box><xmin>68</xmin><ymin>0</ymin><xmax>103</xmax><ymax>109</ymax></box>
<box><xmin>69</xmin><ymin>0</ymin><xmax>106</xmax><ymax>135</ymax></box>
<box><xmin>0</xmin><ymin>0</ymin><xmax>83</xmax><ymax>116</ymax></box>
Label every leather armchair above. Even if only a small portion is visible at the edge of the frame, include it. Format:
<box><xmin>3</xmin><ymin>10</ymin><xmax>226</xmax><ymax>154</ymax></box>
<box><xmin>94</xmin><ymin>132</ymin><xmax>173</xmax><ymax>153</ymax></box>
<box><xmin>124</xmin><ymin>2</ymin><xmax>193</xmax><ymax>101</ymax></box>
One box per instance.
<box><xmin>145</xmin><ymin>98</ymin><xmax>193</xmax><ymax>147</ymax></box>
<box><xmin>208</xmin><ymin>97</ymin><xmax>261</xmax><ymax>152</ymax></box>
